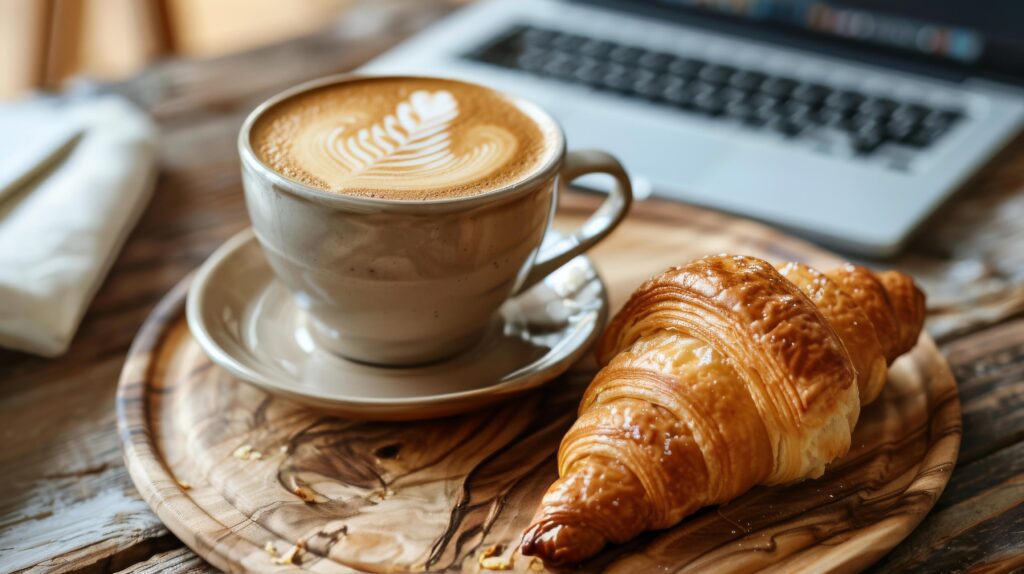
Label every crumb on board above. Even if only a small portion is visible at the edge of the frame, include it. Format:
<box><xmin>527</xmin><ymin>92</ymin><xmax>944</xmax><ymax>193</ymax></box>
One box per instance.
<box><xmin>271</xmin><ymin>538</ymin><xmax>305</xmax><ymax>565</ymax></box>
<box><xmin>233</xmin><ymin>444</ymin><xmax>263</xmax><ymax>461</ymax></box>
<box><xmin>478</xmin><ymin>545</ymin><xmax>513</xmax><ymax>571</ymax></box>
<box><xmin>479</xmin><ymin>556</ymin><xmax>514</xmax><ymax>571</ymax></box>
<box><xmin>292</xmin><ymin>485</ymin><xmax>319</xmax><ymax>503</ymax></box>
<box><xmin>263</xmin><ymin>541</ymin><xmax>278</xmax><ymax>557</ymax></box>
<box><xmin>176</xmin><ymin>479</ymin><xmax>192</xmax><ymax>490</ymax></box>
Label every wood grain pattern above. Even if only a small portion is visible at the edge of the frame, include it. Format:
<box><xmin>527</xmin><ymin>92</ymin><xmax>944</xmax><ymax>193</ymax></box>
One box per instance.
<box><xmin>941</xmin><ymin>318</ymin><xmax>1024</xmax><ymax>465</ymax></box>
<box><xmin>117</xmin><ymin>210</ymin><xmax>960</xmax><ymax>573</ymax></box>
<box><xmin>868</xmin><ymin>318</ymin><xmax>1024</xmax><ymax>574</ymax></box>
<box><xmin>114</xmin><ymin>548</ymin><xmax>217</xmax><ymax>574</ymax></box>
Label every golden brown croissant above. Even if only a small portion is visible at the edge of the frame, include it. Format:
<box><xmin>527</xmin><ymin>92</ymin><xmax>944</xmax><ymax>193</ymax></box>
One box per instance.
<box><xmin>520</xmin><ymin>255</ymin><xmax>925</xmax><ymax>564</ymax></box>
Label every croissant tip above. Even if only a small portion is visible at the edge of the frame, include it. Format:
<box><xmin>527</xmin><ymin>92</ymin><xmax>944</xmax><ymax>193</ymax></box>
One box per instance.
<box><xmin>520</xmin><ymin>518</ymin><xmax>607</xmax><ymax>566</ymax></box>
<box><xmin>519</xmin><ymin>522</ymin><xmax>547</xmax><ymax>559</ymax></box>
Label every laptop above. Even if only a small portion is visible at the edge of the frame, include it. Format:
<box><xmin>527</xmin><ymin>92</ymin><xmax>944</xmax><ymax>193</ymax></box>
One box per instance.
<box><xmin>361</xmin><ymin>0</ymin><xmax>1024</xmax><ymax>255</ymax></box>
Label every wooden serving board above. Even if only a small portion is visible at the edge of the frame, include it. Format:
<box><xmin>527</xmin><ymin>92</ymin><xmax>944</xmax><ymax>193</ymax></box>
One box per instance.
<box><xmin>117</xmin><ymin>196</ymin><xmax>961</xmax><ymax>573</ymax></box>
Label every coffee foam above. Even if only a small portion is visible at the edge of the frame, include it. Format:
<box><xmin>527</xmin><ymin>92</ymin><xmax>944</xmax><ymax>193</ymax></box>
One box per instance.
<box><xmin>250</xmin><ymin>77</ymin><xmax>559</xmax><ymax>200</ymax></box>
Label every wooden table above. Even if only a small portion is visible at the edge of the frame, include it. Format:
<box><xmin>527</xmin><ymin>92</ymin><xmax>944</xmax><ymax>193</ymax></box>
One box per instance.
<box><xmin>1</xmin><ymin>2</ymin><xmax>1022</xmax><ymax>572</ymax></box>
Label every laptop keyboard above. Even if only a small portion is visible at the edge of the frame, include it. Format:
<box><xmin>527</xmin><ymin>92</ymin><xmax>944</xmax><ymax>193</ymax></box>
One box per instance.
<box><xmin>466</xmin><ymin>25</ymin><xmax>965</xmax><ymax>165</ymax></box>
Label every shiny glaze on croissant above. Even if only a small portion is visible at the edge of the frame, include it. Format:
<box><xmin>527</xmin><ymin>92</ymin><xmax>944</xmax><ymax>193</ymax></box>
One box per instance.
<box><xmin>520</xmin><ymin>255</ymin><xmax>925</xmax><ymax>564</ymax></box>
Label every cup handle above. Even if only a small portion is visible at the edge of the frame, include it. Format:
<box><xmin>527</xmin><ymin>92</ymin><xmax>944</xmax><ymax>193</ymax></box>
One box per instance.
<box><xmin>515</xmin><ymin>150</ymin><xmax>633</xmax><ymax>295</ymax></box>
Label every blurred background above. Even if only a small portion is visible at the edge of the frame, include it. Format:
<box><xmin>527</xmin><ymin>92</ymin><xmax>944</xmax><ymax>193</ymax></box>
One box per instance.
<box><xmin>3</xmin><ymin>0</ymin><xmax>1021</xmax><ymax>256</ymax></box>
<box><xmin>0</xmin><ymin>0</ymin><xmax>370</xmax><ymax>100</ymax></box>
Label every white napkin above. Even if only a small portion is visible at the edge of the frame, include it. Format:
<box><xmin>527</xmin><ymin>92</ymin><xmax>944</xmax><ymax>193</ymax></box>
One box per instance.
<box><xmin>0</xmin><ymin>95</ymin><xmax>158</xmax><ymax>357</ymax></box>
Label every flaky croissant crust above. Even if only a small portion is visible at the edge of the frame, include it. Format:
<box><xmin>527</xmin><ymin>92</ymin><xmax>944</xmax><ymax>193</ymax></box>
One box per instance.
<box><xmin>521</xmin><ymin>255</ymin><xmax>925</xmax><ymax>565</ymax></box>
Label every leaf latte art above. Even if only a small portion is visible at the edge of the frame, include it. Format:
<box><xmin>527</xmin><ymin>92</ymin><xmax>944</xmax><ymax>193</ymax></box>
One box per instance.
<box><xmin>251</xmin><ymin>77</ymin><xmax>555</xmax><ymax>200</ymax></box>
<box><xmin>307</xmin><ymin>90</ymin><xmax>515</xmax><ymax>191</ymax></box>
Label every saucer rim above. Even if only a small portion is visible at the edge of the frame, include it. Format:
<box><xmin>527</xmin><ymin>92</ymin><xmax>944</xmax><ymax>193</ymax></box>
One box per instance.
<box><xmin>186</xmin><ymin>228</ymin><xmax>608</xmax><ymax>409</ymax></box>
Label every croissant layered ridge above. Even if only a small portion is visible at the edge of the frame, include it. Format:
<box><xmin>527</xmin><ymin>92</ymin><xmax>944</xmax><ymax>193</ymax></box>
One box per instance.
<box><xmin>521</xmin><ymin>255</ymin><xmax>926</xmax><ymax>565</ymax></box>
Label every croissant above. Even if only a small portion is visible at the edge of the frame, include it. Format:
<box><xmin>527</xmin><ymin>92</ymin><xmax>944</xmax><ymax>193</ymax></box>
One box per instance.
<box><xmin>520</xmin><ymin>255</ymin><xmax>925</xmax><ymax>564</ymax></box>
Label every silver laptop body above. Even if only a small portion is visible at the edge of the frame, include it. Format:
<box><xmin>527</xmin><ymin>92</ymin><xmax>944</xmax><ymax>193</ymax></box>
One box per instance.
<box><xmin>362</xmin><ymin>0</ymin><xmax>1024</xmax><ymax>255</ymax></box>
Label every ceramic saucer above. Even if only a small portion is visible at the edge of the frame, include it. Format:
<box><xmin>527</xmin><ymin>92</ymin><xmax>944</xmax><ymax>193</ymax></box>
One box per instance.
<box><xmin>186</xmin><ymin>229</ymin><xmax>607</xmax><ymax>420</ymax></box>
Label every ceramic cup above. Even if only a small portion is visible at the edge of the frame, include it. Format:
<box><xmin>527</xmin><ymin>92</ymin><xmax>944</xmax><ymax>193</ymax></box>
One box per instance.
<box><xmin>238</xmin><ymin>75</ymin><xmax>633</xmax><ymax>366</ymax></box>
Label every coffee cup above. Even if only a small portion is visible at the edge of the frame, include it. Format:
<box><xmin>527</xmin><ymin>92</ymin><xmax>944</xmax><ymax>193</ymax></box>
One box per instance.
<box><xmin>239</xmin><ymin>75</ymin><xmax>632</xmax><ymax>366</ymax></box>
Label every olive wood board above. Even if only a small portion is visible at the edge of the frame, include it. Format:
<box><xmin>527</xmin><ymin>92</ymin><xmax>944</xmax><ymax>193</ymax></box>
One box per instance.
<box><xmin>117</xmin><ymin>199</ymin><xmax>961</xmax><ymax>573</ymax></box>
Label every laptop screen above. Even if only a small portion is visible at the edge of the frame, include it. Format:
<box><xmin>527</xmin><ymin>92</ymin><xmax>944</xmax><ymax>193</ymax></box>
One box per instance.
<box><xmin>634</xmin><ymin>0</ymin><xmax>1024</xmax><ymax>83</ymax></box>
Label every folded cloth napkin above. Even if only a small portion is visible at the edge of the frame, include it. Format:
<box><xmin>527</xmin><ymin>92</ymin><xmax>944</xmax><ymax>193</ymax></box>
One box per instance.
<box><xmin>0</xmin><ymin>95</ymin><xmax>158</xmax><ymax>357</ymax></box>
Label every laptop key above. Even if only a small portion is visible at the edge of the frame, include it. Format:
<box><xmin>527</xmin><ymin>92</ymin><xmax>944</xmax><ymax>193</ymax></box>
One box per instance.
<box><xmin>693</xmin><ymin>91</ymin><xmax>726</xmax><ymax>116</ymax></box>
<box><xmin>578</xmin><ymin>39</ymin><xmax>615</xmax><ymax>58</ymax></box>
<box><xmin>760</xmin><ymin>77</ymin><xmax>797</xmax><ymax>98</ymax></box>
<box><xmin>663</xmin><ymin>84</ymin><xmax>698</xmax><ymax>107</ymax></box>
<box><xmin>905</xmin><ymin>125</ymin><xmax>947</xmax><ymax>148</ymax></box>
<box><xmin>783</xmin><ymin>100</ymin><xmax>812</xmax><ymax>118</ymax></box>
<box><xmin>748</xmin><ymin>93</ymin><xmax>780</xmax><ymax>110</ymax></box>
<box><xmin>824</xmin><ymin>90</ymin><xmax>865</xmax><ymax>113</ymax></box>
<box><xmin>859</xmin><ymin>97</ymin><xmax>898</xmax><ymax>117</ymax></box>
<box><xmin>815</xmin><ymin>107</ymin><xmax>846</xmax><ymax>127</ymax></box>
<box><xmin>718</xmin><ymin>87</ymin><xmax>747</xmax><ymax>104</ymax></box>
<box><xmin>697</xmin><ymin>64</ymin><xmax>735</xmax><ymax>85</ymax></box>
<box><xmin>573</xmin><ymin>61</ymin><xmax>609</xmax><ymax>85</ymax></box>
<box><xmin>609</xmin><ymin>45</ymin><xmax>645</xmax><ymax>64</ymax></box>
<box><xmin>725</xmin><ymin>100</ymin><xmax>755</xmax><ymax>120</ymax></box>
<box><xmin>691</xmin><ymin>81</ymin><xmax>717</xmax><ymax>97</ymax></box>
<box><xmin>891</xmin><ymin>103</ymin><xmax>928</xmax><ymax>125</ymax></box>
<box><xmin>604</xmin><ymin>68</ymin><xmax>655</xmax><ymax>92</ymax></box>
<box><xmin>550</xmin><ymin>33</ymin><xmax>586</xmax><ymax>51</ymax></box>
<box><xmin>729</xmin><ymin>71</ymin><xmax>766</xmax><ymax>91</ymax></box>
<box><xmin>792</xmin><ymin>83</ymin><xmax>831</xmax><ymax>106</ymax></box>
<box><xmin>637</xmin><ymin>51</ymin><xmax>673</xmax><ymax>71</ymax></box>
<box><xmin>541</xmin><ymin>54</ymin><xmax>583</xmax><ymax>79</ymax></box>
<box><xmin>752</xmin><ymin>103</ymin><xmax>781</xmax><ymax>124</ymax></box>
<box><xmin>886</xmin><ymin>118</ymin><xmax>916</xmax><ymax>142</ymax></box>
<box><xmin>515</xmin><ymin>51</ymin><xmax>549</xmax><ymax>73</ymax></box>
<box><xmin>851</xmin><ymin>126</ymin><xmax>885</xmax><ymax>154</ymax></box>
<box><xmin>634</xmin><ymin>77</ymin><xmax>670</xmax><ymax>99</ymax></box>
<box><xmin>667</xmin><ymin>58</ymin><xmax>704</xmax><ymax>78</ymax></box>
<box><xmin>602</xmin><ymin>63</ymin><xmax>628</xmax><ymax>78</ymax></box>
<box><xmin>850</xmin><ymin>106</ymin><xmax>890</xmax><ymax>126</ymax></box>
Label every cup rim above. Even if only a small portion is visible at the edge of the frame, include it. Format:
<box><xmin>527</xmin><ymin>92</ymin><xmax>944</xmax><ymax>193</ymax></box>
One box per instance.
<box><xmin>238</xmin><ymin>73</ymin><xmax>568</xmax><ymax>210</ymax></box>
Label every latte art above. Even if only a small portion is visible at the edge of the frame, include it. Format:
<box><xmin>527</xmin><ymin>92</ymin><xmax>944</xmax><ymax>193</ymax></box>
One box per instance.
<box><xmin>251</xmin><ymin>77</ymin><xmax>558</xmax><ymax>200</ymax></box>
<box><xmin>309</xmin><ymin>90</ymin><xmax>517</xmax><ymax>191</ymax></box>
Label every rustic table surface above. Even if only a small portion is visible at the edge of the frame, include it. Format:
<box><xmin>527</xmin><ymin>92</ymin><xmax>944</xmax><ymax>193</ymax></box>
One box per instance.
<box><xmin>1</xmin><ymin>2</ymin><xmax>1022</xmax><ymax>573</ymax></box>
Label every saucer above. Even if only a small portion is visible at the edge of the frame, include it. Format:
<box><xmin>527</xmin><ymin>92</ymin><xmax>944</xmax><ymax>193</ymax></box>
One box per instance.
<box><xmin>186</xmin><ymin>229</ymin><xmax>608</xmax><ymax>420</ymax></box>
